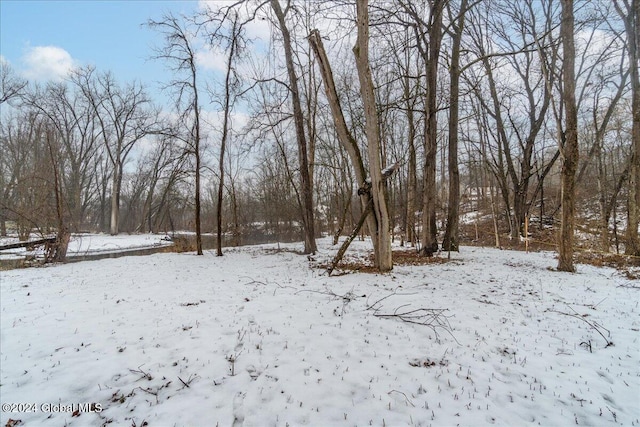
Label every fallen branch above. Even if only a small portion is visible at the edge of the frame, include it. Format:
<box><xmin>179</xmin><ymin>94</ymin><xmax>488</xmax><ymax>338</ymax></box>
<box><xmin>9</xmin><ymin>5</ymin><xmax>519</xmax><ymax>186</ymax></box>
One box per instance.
<box><xmin>296</xmin><ymin>288</ymin><xmax>359</xmax><ymax>316</ymax></box>
<box><xmin>295</xmin><ymin>288</ymin><xmax>358</xmax><ymax>302</ymax></box>
<box><xmin>367</xmin><ymin>294</ymin><xmax>457</xmax><ymax>343</ymax></box>
<box><xmin>327</xmin><ymin>199</ymin><xmax>373</xmax><ymax>276</ymax></box>
<box><xmin>0</xmin><ymin>237</ymin><xmax>56</xmax><ymax>251</ymax></box>
<box><xmin>549</xmin><ymin>306</ymin><xmax>613</xmax><ymax>347</ymax></box>
<box><xmin>241</xmin><ymin>276</ymin><xmax>295</xmax><ymax>295</ymax></box>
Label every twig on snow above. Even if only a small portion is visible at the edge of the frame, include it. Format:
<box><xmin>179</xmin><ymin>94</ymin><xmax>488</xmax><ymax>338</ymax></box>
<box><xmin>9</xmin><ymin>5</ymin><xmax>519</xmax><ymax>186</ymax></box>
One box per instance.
<box><xmin>388</xmin><ymin>389</ymin><xmax>415</xmax><ymax>407</ymax></box>
<box><xmin>129</xmin><ymin>366</ymin><xmax>153</xmax><ymax>381</ymax></box>
<box><xmin>367</xmin><ymin>295</ymin><xmax>457</xmax><ymax>343</ymax></box>
<box><xmin>549</xmin><ymin>305</ymin><xmax>613</xmax><ymax>347</ymax></box>
<box><xmin>178</xmin><ymin>374</ymin><xmax>197</xmax><ymax>389</ymax></box>
<box><xmin>241</xmin><ymin>276</ymin><xmax>296</xmax><ymax>295</ymax></box>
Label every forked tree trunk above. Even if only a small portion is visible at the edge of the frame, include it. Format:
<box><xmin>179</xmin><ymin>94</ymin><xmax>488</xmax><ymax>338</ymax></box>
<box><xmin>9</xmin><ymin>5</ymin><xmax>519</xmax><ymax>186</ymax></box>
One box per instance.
<box><xmin>354</xmin><ymin>0</ymin><xmax>392</xmax><ymax>272</ymax></box>
<box><xmin>442</xmin><ymin>0</ymin><xmax>468</xmax><ymax>252</ymax></box>
<box><xmin>308</xmin><ymin>29</ymin><xmax>379</xmax><ymax>257</ymax></box>
<box><xmin>420</xmin><ymin>0</ymin><xmax>444</xmax><ymax>256</ymax></box>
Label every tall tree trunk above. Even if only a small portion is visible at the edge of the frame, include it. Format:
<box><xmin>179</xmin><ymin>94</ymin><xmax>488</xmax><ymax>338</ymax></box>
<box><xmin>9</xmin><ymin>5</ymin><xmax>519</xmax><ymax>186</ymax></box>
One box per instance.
<box><xmin>420</xmin><ymin>0</ymin><xmax>444</xmax><ymax>256</ymax></box>
<box><xmin>308</xmin><ymin>29</ymin><xmax>379</xmax><ymax>256</ymax></box>
<box><xmin>354</xmin><ymin>0</ymin><xmax>393</xmax><ymax>271</ymax></box>
<box><xmin>230</xmin><ymin>180</ymin><xmax>240</xmax><ymax>246</ymax></box>
<box><xmin>614</xmin><ymin>0</ymin><xmax>639</xmax><ymax>256</ymax></box>
<box><xmin>271</xmin><ymin>0</ymin><xmax>317</xmax><ymax>255</ymax></box>
<box><xmin>147</xmin><ymin>14</ymin><xmax>202</xmax><ymax>253</ymax></box>
<box><xmin>597</xmin><ymin>140</ymin><xmax>609</xmax><ymax>251</ymax></box>
<box><xmin>442</xmin><ymin>0</ymin><xmax>468</xmax><ymax>252</ymax></box>
<box><xmin>216</xmin><ymin>18</ymin><xmax>240</xmax><ymax>257</ymax></box>
<box><xmin>406</xmin><ymin>94</ymin><xmax>417</xmax><ymax>247</ymax></box>
<box><xmin>190</xmin><ymin>41</ymin><xmax>203</xmax><ymax>255</ymax></box>
<box><xmin>194</xmin><ymin>109</ymin><xmax>203</xmax><ymax>255</ymax></box>
<box><xmin>558</xmin><ymin>0</ymin><xmax>578</xmax><ymax>272</ymax></box>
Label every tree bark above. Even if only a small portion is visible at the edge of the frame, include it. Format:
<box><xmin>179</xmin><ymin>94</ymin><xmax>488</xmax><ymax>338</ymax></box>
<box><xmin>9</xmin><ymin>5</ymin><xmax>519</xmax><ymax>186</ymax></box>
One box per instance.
<box><xmin>442</xmin><ymin>0</ymin><xmax>468</xmax><ymax>252</ymax></box>
<box><xmin>354</xmin><ymin>0</ymin><xmax>393</xmax><ymax>271</ymax></box>
<box><xmin>558</xmin><ymin>0</ymin><xmax>578</xmax><ymax>272</ymax></box>
<box><xmin>406</xmin><ymin>90</ymin><xmax>417</xmax><ymax>247</ymax></box>
<box><xmin>193</xmin><ymin>77</ymin><xmax>203</xmax><ymax>255</ymax></box>
<box><xmin>110</xmin><ymin>163</ymin><xmax>121</xmax><ymax>235</ymax></box>
<box><xmin>420</xmin><ymin>0</ymin><xmax>444</xmax><ymax>256</ymax></box>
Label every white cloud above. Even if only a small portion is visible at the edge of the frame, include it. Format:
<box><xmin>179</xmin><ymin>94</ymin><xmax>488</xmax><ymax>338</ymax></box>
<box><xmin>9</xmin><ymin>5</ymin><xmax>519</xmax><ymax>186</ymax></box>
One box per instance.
<box><xmin>195</xmin><ymin>47</ymin><xmax>227</xmax><ymax>73</ymax></box>
<box><xmin>21</xmin><ymin>46</ymin><xmax>76</xmax><ymax>82</ymax></box>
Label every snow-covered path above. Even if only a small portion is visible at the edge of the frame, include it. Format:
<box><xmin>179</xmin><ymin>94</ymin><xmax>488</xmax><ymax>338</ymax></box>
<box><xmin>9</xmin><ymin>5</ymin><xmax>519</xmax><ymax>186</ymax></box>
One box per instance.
<box><xmin>1</xmin><ymin>239</ymin><xmax>638</xmax><ymax>426</ymax></box>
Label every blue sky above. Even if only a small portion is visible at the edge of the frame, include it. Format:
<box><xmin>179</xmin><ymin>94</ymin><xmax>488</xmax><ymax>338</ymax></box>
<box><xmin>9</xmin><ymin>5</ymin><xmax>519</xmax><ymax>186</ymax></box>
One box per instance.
<box><xmin>1</xmin><ymin>0</ymin><xmax>202</xmax><ymax>103</ymax></box>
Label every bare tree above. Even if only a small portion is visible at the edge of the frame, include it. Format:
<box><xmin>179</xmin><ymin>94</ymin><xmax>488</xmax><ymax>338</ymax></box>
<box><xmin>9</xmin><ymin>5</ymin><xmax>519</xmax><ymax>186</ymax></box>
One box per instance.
<box><xmin>24</xmin><ymin>81</ymin><xmax>100</xmax><ymax>232</ymax></box>
<box><xmin>270</xmin><ymin>0</ymin><xmax>317</xmax><ymax>255</ymax></box>
<box><xmin>44</xmin><ymin>126</ymin><xmax>70</xmax><ymax>262</ymax></box>
<box><xmin>71</xmin><ymin>67</ymin><xmax>155</xmax><ymax>236</ymax></box>
<box><xmin>200</xmin><ymin>6</ymin><xmax>247</xmax><ymax>256</ymax></box>
<box><xmin>148</xmin><ymin>13</ymin><xmax>205</xmax><ymax>254</ymax></box>
<box><xmin>442</xmin><ymin>0</ymin><xmax>470</xmax><ymax>252</ymax></box>
<box><xmin>614</xmin><ymin>0</ymin><xmax>639</xmax><ymax>256</ymax></box>
<box><xmin>0</xmin><ymin>111</ymin><xmax>42</xmax><ymax>237</ymax></box>
<box><xmin>354</xmin><ymin>0</ymin><xmax>393</xmax><ymax>271</ymax></box>
<box><xmin>557</xmin><ymin>0</ymin><xmax>579</xmax><ymax>272</ymax></box>
<box><xmin>308</xmin><ymin>30</ymin><xmax>379</xmax><ymax>256</ymax></box>
<box><xmin>0</xmin><ymin>61</ymin><xmax>27</xmax><ymax>105</ymax></box>
<box><xmin>400</xmin><ymin>0</ymin><xmax>445</xmax><ymax>255</ymax></box>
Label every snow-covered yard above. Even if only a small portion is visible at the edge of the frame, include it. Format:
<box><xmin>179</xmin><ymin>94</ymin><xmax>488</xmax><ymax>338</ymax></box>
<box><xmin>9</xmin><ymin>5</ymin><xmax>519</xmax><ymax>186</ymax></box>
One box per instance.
<box><xmin>0</xmin><ymin>233</ymin><xmax>173</xmax><ymax>262</ymax></box>
<box><xmin>1</xmin><ymin>238</ymin><xmax>638</xmax><ymax>426</ymax></box>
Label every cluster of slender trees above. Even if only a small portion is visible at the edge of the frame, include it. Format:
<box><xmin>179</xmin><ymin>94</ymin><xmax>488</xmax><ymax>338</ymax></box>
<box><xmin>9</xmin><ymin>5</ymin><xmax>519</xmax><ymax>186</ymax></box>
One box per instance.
<box><xmin>1</xmin><ymin>0</ymin><xmax>637</xmax><ymax>272</ymax></box>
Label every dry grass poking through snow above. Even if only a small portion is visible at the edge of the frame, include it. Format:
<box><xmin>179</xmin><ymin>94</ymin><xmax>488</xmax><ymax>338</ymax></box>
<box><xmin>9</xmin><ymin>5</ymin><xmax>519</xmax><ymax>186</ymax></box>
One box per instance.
<box><xmin>0</xmin><ymin>238</ymin><xmax>638</xmax><ymax>427</ymax></box>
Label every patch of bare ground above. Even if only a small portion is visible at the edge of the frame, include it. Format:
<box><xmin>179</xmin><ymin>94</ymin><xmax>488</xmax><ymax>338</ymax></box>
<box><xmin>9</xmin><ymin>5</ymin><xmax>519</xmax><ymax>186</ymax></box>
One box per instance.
<box><xmin>574</xmin><ymin>251</ymin><xmax>640</xmax><ymax>279</ymax></box>
<box><xmin>320</xmin><ymin>249</ymin><xmax>453</xmax><ymax>274</ymax></box>
<box><xmin>459</xmin><ymin>217</ymin><xmax>639</xmax><ymax>277</ymax></box>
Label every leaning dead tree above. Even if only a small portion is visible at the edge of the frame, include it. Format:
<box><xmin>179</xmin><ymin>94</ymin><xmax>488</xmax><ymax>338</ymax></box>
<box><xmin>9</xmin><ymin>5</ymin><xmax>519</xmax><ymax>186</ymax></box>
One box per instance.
<box><xmin>309</xmin><ymin>1</ymin><xmax>396</xmax><ymax>273</ymax></box>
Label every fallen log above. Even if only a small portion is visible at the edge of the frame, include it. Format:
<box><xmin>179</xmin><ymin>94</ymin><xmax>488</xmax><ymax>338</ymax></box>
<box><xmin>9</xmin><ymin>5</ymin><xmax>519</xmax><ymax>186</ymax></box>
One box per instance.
<box><xmin>0</xmin><ymin>237</ymin><xmax>56</xmax><ymax>251</ymax></box>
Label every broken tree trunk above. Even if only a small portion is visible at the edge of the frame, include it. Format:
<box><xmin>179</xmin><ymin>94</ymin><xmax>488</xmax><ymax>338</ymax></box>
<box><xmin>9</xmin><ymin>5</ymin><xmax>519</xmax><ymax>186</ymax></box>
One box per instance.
<box><xmin>327</xmin><ymin>163</ymin><xmax>399</xmax><ymax>275</ymax></box>
<box><xmin>327</xmin><ymin>199</ymin><xmax>373</xmax><ymax>276</ymax></box>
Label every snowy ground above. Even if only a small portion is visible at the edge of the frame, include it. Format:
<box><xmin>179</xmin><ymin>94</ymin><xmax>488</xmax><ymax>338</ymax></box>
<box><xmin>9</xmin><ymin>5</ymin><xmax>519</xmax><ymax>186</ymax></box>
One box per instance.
<box><xmin>1</xmin><ymin>238</ymin><xmax>638</xmax><ymax>426</ymax></box>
